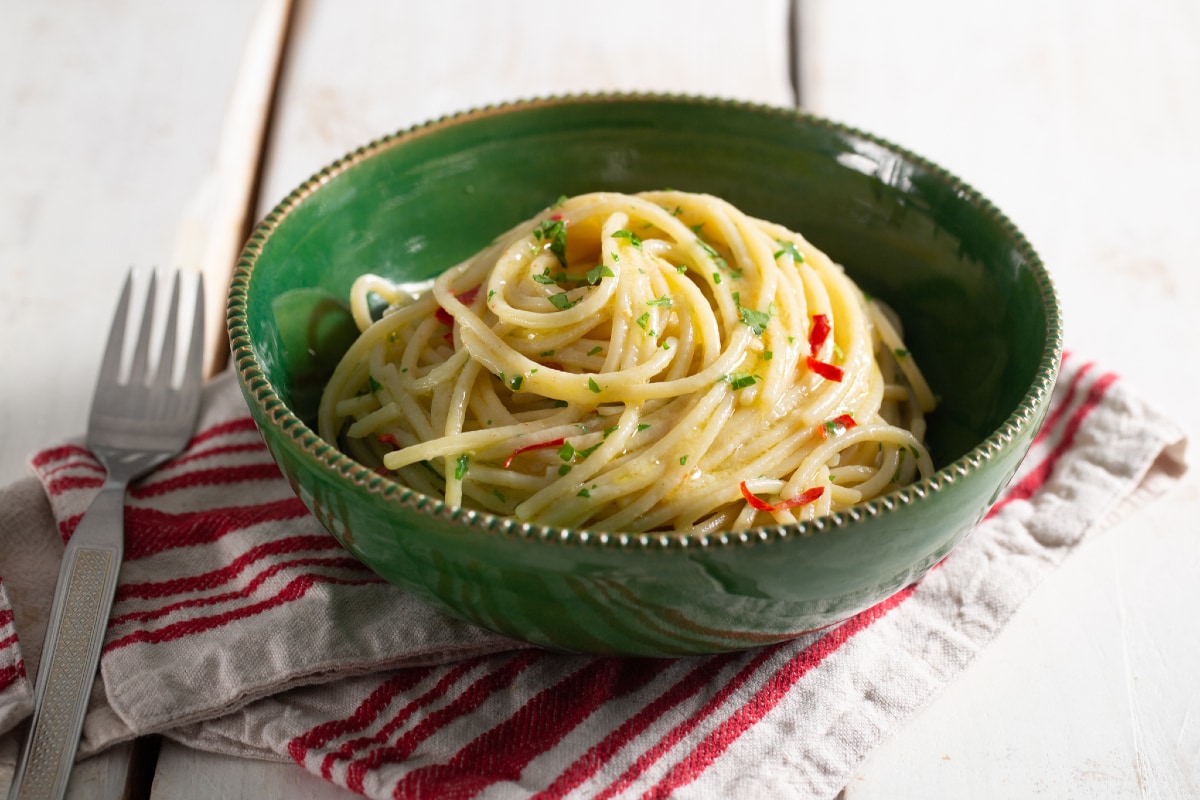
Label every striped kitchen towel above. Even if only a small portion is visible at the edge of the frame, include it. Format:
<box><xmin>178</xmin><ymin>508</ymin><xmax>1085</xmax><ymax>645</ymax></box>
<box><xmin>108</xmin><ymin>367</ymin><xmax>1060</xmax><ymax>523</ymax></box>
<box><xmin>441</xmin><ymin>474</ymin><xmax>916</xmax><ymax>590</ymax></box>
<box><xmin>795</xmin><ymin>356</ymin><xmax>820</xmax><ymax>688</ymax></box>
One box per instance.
<box><xmin>0</xmin><ymin>353</ymin><xmax>1187</xmax><ymax>799</ymax></box>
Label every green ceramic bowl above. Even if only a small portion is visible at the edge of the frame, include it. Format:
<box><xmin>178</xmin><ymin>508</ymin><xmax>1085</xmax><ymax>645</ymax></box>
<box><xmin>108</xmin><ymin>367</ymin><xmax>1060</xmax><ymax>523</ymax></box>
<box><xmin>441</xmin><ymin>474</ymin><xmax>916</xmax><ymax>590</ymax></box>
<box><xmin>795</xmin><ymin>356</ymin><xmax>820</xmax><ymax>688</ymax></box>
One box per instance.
<box><xmin>228</xmin><ymin>94</ymin><xmax>1062</xmax><ymax>656</ymax></box>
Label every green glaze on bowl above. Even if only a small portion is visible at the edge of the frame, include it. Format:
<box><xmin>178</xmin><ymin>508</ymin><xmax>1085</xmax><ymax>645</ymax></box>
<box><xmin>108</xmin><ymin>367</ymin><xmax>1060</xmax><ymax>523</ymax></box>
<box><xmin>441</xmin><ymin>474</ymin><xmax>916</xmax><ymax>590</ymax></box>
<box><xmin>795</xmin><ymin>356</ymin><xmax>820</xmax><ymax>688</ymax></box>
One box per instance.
<box><xmin>228</xmin><ymin>94</ymin><xmax>1062</xmax><ymax>656</ymax></box>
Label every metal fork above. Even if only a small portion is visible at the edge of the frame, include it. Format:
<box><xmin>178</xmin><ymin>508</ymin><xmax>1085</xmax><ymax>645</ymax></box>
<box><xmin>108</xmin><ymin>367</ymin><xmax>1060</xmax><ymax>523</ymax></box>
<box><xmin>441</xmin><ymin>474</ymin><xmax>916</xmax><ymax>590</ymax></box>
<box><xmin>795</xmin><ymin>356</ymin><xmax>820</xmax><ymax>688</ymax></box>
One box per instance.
<box><xmin>8</xmin><ymin>270</ymin><xmax>204</xmax><ymax>800</ymax></box>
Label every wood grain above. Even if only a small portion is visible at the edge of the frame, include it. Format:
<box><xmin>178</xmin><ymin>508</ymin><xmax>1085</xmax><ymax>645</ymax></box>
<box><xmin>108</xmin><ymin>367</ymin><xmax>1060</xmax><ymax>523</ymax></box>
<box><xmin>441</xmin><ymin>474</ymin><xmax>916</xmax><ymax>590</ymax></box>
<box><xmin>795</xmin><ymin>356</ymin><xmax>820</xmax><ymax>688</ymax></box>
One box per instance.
<box><xmin>255</xmin><ymin>0</ymin><xmax>794</xmax><ymax>216</ymax></box>
<box><xmin>0</xmin><ymin>1</ymin><xmax>267</xmax><ymax>487</ymax></box>
<box><xmin>801</xmin><ymin>1</ymin><xmax>1200</xmax><ymax>797</ymax></box>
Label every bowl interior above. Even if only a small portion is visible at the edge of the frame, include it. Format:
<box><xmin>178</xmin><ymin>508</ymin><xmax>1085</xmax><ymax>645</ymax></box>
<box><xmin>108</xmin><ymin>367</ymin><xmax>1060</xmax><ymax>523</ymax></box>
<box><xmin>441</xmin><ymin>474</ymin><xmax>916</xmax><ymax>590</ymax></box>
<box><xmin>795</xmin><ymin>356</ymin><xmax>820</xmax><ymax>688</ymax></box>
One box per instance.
<box><xmin>248</xmin><ymin>97</ymin><xmax>1051</xmax><ymax>473</ymax></box>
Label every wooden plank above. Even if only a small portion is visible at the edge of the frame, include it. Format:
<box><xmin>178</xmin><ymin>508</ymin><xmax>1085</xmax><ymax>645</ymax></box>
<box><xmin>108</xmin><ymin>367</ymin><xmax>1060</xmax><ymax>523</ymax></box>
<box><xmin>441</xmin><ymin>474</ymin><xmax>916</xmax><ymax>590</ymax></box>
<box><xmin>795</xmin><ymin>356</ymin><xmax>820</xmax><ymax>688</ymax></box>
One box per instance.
<box><xmin>800</xmin><ymin>1</ymin><xmax>1200</xmax><ymax>797</ymax></box>
<box><xmin>151</xmin><ymin>742</ymin><xmax>354</xmax><ymax>800</ymax></box>
<box><xmin>256</xmin><ymin>0</ymin><xmax>794</xmax><ymax>216</ymax></box>
<box><xmin>0</xmin><ymin>1</ymin><xmax>270</xmax><ymax>795</ymax></box>
<box><xmin>0</xmin><ymin>1</ymin><xmax>268</xmax><ymax>487</ymax></box>
<box><xmin>145</xmin><ymin>0</ymin><xmax>791</xmax><ymax>796</ymax></box>
<box><xmin>179</xmin><ymin>0</ymin><xmax>294</xmax><ymax>378</ymax></box>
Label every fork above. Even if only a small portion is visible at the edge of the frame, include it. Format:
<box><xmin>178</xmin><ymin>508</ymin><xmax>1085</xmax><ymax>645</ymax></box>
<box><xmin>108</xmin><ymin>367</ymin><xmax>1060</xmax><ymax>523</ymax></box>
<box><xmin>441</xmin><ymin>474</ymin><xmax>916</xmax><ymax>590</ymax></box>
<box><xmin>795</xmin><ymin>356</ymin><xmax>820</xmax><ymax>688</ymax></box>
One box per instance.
<box><xmin>8</xmin><ymin>270</ymin><xmax>204</xmax><ymax>800</ymax></box>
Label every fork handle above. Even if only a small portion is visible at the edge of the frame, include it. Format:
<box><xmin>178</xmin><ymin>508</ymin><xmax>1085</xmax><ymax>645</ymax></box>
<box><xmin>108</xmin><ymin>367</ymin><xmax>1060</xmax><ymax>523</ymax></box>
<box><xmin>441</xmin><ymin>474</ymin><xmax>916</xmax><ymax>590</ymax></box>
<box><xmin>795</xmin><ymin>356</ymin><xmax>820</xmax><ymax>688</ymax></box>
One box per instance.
<box><xmin>8</xmin><ymin>488</ymin><xmax>124</xmax><ymax>800</ymax></box>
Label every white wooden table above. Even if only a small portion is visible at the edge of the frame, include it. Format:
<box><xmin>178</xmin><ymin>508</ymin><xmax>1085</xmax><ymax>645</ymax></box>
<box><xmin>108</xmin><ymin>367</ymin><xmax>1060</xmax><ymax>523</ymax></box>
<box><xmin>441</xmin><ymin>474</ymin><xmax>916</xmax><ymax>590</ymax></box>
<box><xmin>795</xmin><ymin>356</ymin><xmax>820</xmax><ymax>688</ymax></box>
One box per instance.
<box><xmin>2</xmin><ymin>1</ymin><xmax>1197</xmax><ymax>797</ymax></box>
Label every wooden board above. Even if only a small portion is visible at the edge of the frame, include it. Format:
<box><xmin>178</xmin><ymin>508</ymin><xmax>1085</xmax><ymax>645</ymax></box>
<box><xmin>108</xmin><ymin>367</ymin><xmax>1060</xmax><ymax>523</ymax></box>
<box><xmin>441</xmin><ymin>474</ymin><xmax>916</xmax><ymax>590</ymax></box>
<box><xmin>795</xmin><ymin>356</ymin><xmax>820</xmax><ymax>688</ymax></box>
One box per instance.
<box><xmin>0</xmin><ymin>0</ymin><xmax>269</xmax><ymax>487</ymax></box>
<box><xmin>801</xmin><ymin>1</ymin><xmax>1200</xmax><ymax>797</ymax></box>
<box><xmin>4</xmin><ymin>1</ymin><xmax>1197</xmax><ymax>797</ymax></box>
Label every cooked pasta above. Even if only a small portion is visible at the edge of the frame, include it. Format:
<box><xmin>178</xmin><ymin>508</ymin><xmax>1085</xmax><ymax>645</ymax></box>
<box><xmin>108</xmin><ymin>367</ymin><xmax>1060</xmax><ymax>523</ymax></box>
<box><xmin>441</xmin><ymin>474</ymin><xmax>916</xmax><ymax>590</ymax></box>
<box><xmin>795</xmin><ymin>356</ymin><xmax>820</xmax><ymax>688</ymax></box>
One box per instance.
<box><xmin>318</xmin><ymin>190</ymin><xmax>936</xmax><ymax>533</ymax></box>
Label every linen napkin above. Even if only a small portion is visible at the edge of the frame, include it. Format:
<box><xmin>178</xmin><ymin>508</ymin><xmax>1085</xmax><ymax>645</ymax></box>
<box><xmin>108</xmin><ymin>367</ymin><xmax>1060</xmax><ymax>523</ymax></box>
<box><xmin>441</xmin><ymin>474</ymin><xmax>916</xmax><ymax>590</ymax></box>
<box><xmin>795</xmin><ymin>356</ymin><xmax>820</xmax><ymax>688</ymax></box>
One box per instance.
<box><xmin>0</xmin><ymin>352</ymin><xmax>1187</xmax><ymax>799</ymax></box>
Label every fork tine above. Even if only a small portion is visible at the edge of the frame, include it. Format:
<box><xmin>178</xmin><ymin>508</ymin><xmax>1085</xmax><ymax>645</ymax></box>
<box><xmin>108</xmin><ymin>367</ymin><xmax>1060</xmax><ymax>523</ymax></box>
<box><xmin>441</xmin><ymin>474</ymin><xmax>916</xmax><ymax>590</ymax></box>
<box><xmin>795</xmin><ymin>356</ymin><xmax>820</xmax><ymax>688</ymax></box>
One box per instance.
<box><xmin>180</xmin><ymin>274</ymin><xmax>206</xmax><ymax>396</ymax></box>
<box><xmin>127</xmin><ymin>271</ymin><xmax>158</xmax><ymax>385</ymax></box>
<box><xmin>155</xmin><ymin>272</ymin><xmax>183</xmax><ymax>386</ymax></box>
<box><xmin>97</xmin><ymin>271</ymin><xmax>134</xmax><ymax>387</ymax></box>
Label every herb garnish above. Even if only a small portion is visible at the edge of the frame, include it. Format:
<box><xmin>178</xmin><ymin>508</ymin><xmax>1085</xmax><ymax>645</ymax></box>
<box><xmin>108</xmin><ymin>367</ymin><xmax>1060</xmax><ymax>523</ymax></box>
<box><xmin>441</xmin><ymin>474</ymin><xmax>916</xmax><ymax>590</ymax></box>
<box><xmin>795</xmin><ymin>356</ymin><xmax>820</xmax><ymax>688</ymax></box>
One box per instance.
<box><xmin>586</xmin><ymin>264</ymin><xmax>614</xmax><ymax>284</ymax></box>
<box><xmin>533</xmin><ymin>218</ymin><xmax>568</xmax><ymax>266</ymax></box>
<box><xmin>773</xmin><ymin>240</ymin><xmax>805</xmax><ymax>262</ymax></box>
<box><xmin>612</xmin><ymin>229</ymin><xmax>643</xmax><ymax>250</ymax></box>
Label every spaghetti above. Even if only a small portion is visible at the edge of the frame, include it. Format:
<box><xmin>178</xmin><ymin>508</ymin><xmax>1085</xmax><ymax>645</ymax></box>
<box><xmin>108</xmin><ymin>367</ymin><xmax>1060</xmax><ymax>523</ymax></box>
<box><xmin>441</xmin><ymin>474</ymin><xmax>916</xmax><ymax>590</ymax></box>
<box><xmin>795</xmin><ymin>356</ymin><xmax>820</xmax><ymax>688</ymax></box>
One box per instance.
<box><xmin>318</xmin><ymin>191</ymin><xmax>936</xmax><ymax>533</ymax></box>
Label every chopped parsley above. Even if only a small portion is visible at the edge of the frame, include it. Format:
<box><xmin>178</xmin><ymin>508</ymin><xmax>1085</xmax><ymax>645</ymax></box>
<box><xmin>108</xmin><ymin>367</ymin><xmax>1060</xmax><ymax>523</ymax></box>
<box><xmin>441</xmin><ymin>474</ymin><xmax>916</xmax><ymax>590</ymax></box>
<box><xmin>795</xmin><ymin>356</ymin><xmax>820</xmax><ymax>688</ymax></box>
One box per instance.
<box><xmin>646</xmin><ymin>296</ymin><xmax>672</xmax><ymax>308</ymax></box>
<box><xmin>558</xmin><ymin>442</ymin><xmax>576</xmax><ymax>461</ymax></box>
<box><xmin>635</xmin><ymin>312</ymin><xmax>650</xmax><ymax>330</ymax></box>
<box><xmin>773</xmin><ymin>240</ymin><xmax>805</xmax><ymax>262</ymax></box>
<box><xmin>696</xmin><ymin>237</ymin><xmax>727</xmax><ymax>268</ymax></box>
<box><xmin>533</xmin><ymin>218</ymin><xmax>568</xmax><ymax>265</ymax></box>
<box><xmin>548</xmin><ymin>292</ymin><xmax>577</xmax><ymax>310</ymax></box>
<box><xmin>578</xmin><ymin>442</ymin><xmax>604</xmax><ymax>458</ymax></box>
<box><xmin>577</xmin><ymin>488</ymin><xmax>590</xmax><ymax>498</ymax></box>
<box><xmin>894</xmin><ymin>348</ymin><xmax>910</xmax><ymax>359</ymax></box>
<box><xmin>510</xmin><ymin>375</ymin><xmax>523</xmax><ymax>391</ymax></box>
<box><xmin>558</xmin><ymin>464</ymin><xmax>572</xmax><ymax>476</ymax></box>
<box><xmin>636</xmin><ymin>423</ymin><xmax>651</xmax><ymax>432</ymax></box>
<box><xmin>725</xmin><ymin>372</ymin><xmax>761</xmax><ymax>391</ymax></box>
<box><xmin>679</xmin><ymin>455</ymin><xmax>688</xmax><ymax>466</ymax></box>
<box><xmin>368</xmin><ymin>375</ymin><xmax>383</xmax><ymax>393</ymax></box>
<box><xmin>454</xmin><ymin>453</ymin><xmax>469</xmax><ymax>480</ymax></box>
<box><xmin>612</xmin><ymin>229</ymin><xmax>643</xmax><ymax>250</ymax></box>
<box><xmin>587</xmin><ymin>377</ymin><xmax>602</xmax><ymax>393</ymax></box>
<box><xmin>587</xmin><ymin>345</ymin><xmax>603</xmax><ymax>356</ymax></box>
<box><xmin>540</xmin><ymin>349</ymin><xmax>556</xmax><ymax>357</ymax></box>
<box><xmin>586</xmin><ymin>264</ymin><xmax>615</xmax><ymax>284</ymax></box>
<box><xmin>492</xmin><ymin>488</ymin><xmax>506</xmax><ymax>503</ymax></box>
<box><xmin>739</xmin><ymin>306</ymin><xmax>772</xmax><ymax>335</ymax></box>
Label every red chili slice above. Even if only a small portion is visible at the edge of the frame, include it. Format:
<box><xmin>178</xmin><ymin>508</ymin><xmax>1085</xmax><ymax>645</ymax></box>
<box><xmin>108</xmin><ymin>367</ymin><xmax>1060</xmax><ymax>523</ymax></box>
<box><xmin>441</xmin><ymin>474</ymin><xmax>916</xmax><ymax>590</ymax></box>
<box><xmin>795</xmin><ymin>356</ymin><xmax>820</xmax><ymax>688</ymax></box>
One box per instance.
<box><xmin>378</xmin><ymin>433</ymin><xmax>398</xmax><ymax>448</ymax></box>
<box><xmin>817</xmin><ymin>413</ymin><xmax>857</xmax><ymax>440</ymax></box>
<box><xmin>808</xmin><ymin>314</ymin><xmax>831</xmax><ymax>355</ymax></box>
<box><xmin>739</xmin><ymin>482</ymin><xmax>825</xmax><ymax>512</ymax></box>
<box><xmin>436</xmin><ymin>286</ymin><xmax>480</xmax><ymax>332</ymax></box>
<box><xmin>806</xmin><ymin>356</ymin><xmax>844</xmax><ymax>382</ymax></box>
<box><xmin>503</xmin><ymin>437</ymin><xmax>567</xmax><ymax>469</ymax></box>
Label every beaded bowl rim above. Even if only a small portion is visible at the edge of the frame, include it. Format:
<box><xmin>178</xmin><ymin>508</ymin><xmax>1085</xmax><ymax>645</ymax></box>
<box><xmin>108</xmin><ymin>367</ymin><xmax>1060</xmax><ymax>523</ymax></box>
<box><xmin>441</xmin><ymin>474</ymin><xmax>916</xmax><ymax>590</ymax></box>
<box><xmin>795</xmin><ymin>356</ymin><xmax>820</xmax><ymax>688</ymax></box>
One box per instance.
<box><xmin>227</xmin><ymin>91</ymin><xmax>1064</xmax><ymax>552</ymax></box>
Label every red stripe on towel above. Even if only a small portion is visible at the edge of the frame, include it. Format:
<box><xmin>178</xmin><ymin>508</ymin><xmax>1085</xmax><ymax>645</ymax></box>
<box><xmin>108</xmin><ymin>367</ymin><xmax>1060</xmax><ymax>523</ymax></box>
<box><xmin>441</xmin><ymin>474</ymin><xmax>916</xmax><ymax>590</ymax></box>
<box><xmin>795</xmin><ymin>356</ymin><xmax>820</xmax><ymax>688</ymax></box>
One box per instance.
<box><xmin>0</xmin><ymin>661</ymin><xmax>26</xmax><ymax>693</ymax></box>
<box><xmin>30</xmin><ymin>444</ymin><xmax>91</xmax><ymax>469</ymax></box>
<box><xmin>59</xmin><ymin>497</ymin><xmax>310</xmax><ymax>553</ymax></box>
<box><xmin>533</xmin><ymin>655</ymin><xmax>737</xmax><ymax>800</ymax></box>
<box><xmin>129</xmin><ymin>463</ymin><xmax>285</xmax><ymax>498</ymax></box>
<box><xmin>289</xmin><ymin>667</ymin><xmax>437</xmax><ymax>765</ymax></box>
<box><xmin>108</xmin><ymin>557</ymin><xmax>369</xmax><ymax>627</ymax></box>
<box><xmin>393</xmin><ymin>658</ymin><xmax>672</xmax><ymax>799</ymax></box>
<box><xmin>115</xmin><ymin>535</ymin><xmax>344</xmax><ymax>601</ymax></box>
<box><xmin>185</xmin><ymin>417</ymin><xmax>261</xmax><ymax>448</ymax></box>
<box><xmin>321</xmin><ymin>659</ymin><xmax>484</xmax><ymax>781</ymax></box>
<box><xmin>640</xmin><ymin>584</ymin><xmax>920</xmax><ymax>799</ymax></box>
<box><xmin>344</xmin><ymin>651</ymin><xmax>546</xmax><ymax>793</ymax></box>
<box><xmin>102</xmin><ymin>572</ymin><xmax>383</xmax><ymax>654</ymax></box>
<box><xmin>988</xmin><ymin>370</ymin><xmax>1117</xmax><ymax>518</ymax></box>
<box><xmin>170</xmin><ymin>441</ymin><xmax>270</xmax><ymax>468</ymax></box>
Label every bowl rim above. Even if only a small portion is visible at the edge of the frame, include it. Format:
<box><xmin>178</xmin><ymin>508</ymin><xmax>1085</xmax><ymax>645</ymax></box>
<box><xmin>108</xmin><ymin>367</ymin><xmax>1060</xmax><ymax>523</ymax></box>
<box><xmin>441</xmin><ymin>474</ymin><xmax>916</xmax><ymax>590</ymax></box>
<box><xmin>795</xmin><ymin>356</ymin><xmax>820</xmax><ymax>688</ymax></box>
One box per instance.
<box><xmin>227</xmin><ymin>91</ymin><xmax>1064</xmax><ymax>553</ymax></box>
